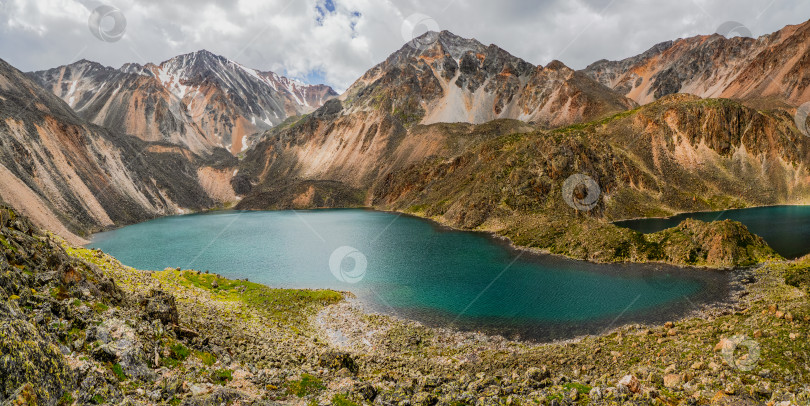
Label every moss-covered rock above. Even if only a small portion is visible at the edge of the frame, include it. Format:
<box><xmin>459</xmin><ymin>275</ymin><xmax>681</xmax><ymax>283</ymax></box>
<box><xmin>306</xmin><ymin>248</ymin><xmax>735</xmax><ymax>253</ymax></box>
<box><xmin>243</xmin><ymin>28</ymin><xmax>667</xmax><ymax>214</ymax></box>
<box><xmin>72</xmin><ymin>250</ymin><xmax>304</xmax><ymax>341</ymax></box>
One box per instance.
<box><xmin>0</xmin><ymin>310</ymin><xmax>72</xmax><ymax>405</ymax></box>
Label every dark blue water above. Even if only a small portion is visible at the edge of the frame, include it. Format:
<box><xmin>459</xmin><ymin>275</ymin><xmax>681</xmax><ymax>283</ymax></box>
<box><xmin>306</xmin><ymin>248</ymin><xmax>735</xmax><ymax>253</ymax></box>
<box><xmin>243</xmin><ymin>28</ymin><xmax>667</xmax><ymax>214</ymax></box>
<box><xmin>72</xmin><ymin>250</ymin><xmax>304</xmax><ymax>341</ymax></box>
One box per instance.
<box><xmin>614</xmin><ymin>205</ymin><xmax>810</xmax><ymax>259</ymax></box>
<box><xmin>88</xmin><ymin>210</ymin><xmax>729</xmax><ymax>341</ymax></box>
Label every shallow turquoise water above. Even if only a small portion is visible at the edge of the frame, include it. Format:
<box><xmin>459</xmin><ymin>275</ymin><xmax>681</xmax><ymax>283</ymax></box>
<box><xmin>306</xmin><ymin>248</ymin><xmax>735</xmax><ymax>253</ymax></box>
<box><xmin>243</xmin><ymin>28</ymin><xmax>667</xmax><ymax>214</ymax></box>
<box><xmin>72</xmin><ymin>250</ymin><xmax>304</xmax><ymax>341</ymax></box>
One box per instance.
<box><xmin>88</xmin><ymin>209</ymin><xmax>729</xmax><ymax>341</ymax></box>
<box><xmin>614</xmin><ymin>205</ymin><xmax>810</xmax><ymax>259</ymax></box>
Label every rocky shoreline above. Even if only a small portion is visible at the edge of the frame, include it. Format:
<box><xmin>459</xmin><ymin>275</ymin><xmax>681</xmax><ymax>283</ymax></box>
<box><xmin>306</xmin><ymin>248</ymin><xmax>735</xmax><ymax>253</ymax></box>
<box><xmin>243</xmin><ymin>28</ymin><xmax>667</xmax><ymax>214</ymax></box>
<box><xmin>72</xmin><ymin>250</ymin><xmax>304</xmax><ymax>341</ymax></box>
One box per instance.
<box><xmin>1</xmin><ymin>205</ymin><xmax>809</xmax><ymax>405</ymax></box>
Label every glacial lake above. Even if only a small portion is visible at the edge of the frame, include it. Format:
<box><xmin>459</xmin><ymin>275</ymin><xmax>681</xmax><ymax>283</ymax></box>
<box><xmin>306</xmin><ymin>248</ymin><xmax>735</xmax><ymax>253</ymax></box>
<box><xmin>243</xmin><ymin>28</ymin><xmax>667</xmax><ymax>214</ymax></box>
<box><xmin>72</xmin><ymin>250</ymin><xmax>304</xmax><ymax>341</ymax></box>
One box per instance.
<box><xmin>88</xmin><ymin>209</ymin><xmax>730</xmax><ymax>341</ymax></box>
<box><xmin>614</xmin><ymin>205</ymin><xmax>810</xmax><ymax>259</ymax></box>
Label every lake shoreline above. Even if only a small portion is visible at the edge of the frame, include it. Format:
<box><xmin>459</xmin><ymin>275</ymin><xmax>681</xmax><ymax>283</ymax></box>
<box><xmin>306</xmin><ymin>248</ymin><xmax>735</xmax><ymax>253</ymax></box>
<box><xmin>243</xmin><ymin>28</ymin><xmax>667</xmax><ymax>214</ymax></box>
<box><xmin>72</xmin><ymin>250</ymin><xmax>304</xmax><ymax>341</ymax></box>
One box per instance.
<box><xmin>86</xmin><ymin>202</ymin><xmax>797</xmax><ymax>270</ymax></box>
<box><xmin>35</xmin><ymin>206</ymin><xmax>809</xmax><ymax>405</ymax></box>
<box><xmin>87</xmin><ymin>209</ymin><xmax>734</xmax><ymax>340</ymax></box>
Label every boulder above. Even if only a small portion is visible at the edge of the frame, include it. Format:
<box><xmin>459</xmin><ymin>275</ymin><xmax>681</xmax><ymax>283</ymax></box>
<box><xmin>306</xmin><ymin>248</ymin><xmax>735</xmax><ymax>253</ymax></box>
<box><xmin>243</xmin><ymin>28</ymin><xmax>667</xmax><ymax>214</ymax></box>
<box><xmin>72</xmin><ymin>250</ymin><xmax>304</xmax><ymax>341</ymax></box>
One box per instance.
<box><xmin>140</xmin><ymin>290</ymin><xmax>179</xmax><ymax>325</ymax></box>
<box><xmin>525</xmin><ymin>366</ymin><xmax>550</xmax><ymax>381</ymax></box>
<box><xmin>318</xmin><ymin>351</ymin><xmax>358</xmax><ymax>374</ymax></box>
<box><xmin>663</xmin><ymin>374</ymin><xmax>683</xmax><ymax>388</ymax></box>
<box><xmin>617</xmin><ymin>374</ymin><xmax>640</xmax><ymax>393</ymax></box>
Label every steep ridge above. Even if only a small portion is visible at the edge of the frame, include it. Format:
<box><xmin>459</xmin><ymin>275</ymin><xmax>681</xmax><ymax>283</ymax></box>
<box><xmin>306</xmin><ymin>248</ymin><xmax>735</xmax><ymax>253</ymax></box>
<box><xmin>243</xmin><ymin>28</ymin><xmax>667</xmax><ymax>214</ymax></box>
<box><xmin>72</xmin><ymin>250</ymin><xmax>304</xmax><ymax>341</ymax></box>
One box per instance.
<box><xmin>341</xmin><ymin>31</ymin><xmax>635</xmax><ymax>127</ymax></box>
<box><xmin>583</xmin><ymin>20</ymin><xmax>810</xmax><ymax>107</ymax></box>
<box><xmin>0</xmin><ymin>57</ymin><xmax>236</xmax><ymax>243</ymax></box>
<box><xmin>29</xmin><ymin>50</ymin><xmax>337</xmax><ymax>154</ymax></box>
<box><xmin>368</xmin><ymin>94</ymin><xmax>810</xmax><ymax>264</ymax></box>
<box><xmin>235</xmin><ymin>31</ymin><xmax>634</xmax><ymax>206</ymax></box>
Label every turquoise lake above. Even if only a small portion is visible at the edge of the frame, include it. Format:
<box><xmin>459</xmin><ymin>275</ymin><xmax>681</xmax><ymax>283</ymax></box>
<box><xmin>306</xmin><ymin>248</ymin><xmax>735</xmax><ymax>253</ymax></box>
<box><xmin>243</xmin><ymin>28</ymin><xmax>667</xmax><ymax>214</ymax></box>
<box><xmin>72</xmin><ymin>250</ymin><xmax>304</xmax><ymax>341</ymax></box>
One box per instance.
<box><xmin>614</xmin><ymin>205</ymin><xmax>810</xmax><ymax>259</ymax></box>
<box><xmin>88</xmin><ymin>209</ymin><xmax>730</xmax><ymax>341</ymax></box>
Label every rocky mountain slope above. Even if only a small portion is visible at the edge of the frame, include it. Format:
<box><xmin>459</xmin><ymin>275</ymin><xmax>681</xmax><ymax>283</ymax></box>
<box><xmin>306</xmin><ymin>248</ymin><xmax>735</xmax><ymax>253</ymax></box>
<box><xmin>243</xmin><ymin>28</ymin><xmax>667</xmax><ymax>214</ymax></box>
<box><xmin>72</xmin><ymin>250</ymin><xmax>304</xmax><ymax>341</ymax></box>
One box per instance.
<box><xmin>0</xmin><ymin>57</ymin><xmax>237</xmax><ymax>243</ymax></box>
<box><xmin>235</xmin><ymin>31</ymin><xmax>635</xmax><ymax>208</ymax></box>
<box><xmin>341</xmin><ymin>31</ymin><xmax>635</xmax><ymax>127</ymax></box>
<box><xmin>583</xmin><ymin>20</ymin><xmax>810</xmax><ymax>107</ymax></box>
<box><xmin>367</xmin><ymin>94</ymin><xmax>810</xmax><ymax>265</ymax></box>
<box><xmin>29</xmin><ymin>51</ymin><xmax>337</xmax><ymax>154</ymax></box>
<box><xmin>2</xmin><ymin>205</ymin><xmax>809</xmax><ymax>405</ymax></box>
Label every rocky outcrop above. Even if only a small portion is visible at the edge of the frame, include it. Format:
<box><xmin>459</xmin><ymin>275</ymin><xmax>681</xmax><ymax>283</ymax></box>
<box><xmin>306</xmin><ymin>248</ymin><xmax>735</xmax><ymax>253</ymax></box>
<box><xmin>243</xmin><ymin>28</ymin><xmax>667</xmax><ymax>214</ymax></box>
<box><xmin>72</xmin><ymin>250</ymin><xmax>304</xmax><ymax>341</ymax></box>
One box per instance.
<box><xmin>0</xmin><ymin>206</ymin><xmax>118</xmax><ymax>405</ymax></box>
<box><xmin>29</xmin><ymin>51</ymin><xmax>337</xmax><ymax>155</ymax></box>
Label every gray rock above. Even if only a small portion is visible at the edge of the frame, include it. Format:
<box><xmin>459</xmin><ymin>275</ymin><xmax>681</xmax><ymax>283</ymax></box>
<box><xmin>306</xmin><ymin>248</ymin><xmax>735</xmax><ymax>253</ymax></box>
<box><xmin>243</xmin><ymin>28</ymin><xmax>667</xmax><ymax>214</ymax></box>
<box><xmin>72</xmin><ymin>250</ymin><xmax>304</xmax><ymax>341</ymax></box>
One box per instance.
<box><xmin>140</xmin><ymin>290</ymin><xmax>179</xmax><ymax>325</ymax></box>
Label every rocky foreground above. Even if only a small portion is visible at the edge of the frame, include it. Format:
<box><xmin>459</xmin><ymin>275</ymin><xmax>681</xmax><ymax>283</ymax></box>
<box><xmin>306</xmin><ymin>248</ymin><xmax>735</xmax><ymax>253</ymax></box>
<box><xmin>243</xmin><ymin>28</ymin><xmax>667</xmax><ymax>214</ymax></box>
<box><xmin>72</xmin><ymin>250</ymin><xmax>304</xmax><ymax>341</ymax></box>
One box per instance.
<box><xmin>1</xmin><ymin>205</ymin><xmax>809</xmax><ymax>405</ymax></box>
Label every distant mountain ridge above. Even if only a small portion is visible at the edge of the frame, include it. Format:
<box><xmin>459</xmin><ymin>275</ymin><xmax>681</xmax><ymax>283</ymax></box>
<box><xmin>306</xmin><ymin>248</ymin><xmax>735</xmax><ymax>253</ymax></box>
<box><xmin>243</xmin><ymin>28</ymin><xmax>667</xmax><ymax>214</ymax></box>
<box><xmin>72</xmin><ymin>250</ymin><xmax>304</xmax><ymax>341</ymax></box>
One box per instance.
<box><xmin>0</xmin><ymin>57</ymin><xmax>238</xmax><ymax>243</ymax></box>
<box><xmin>583</xmin><ymin>20</ymin><xmax>810</xmax><ymax>107</ymax></box>
<box><xmin>28</xmin><ymin>50</ymin><xmax>337</xmax><ymax>155</ymax></box>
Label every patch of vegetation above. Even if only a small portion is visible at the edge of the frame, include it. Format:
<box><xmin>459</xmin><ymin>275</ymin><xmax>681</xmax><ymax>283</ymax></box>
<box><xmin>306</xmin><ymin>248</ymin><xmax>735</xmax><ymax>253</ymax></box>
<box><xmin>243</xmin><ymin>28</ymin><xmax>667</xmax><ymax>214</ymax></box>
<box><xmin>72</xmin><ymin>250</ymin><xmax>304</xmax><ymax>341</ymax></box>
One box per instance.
<box><xmin>57</xmin><ymin>392</ymin><xmax>74</xmax><ymax>406</ymax></box>
<box><xmin>195</xmin><ymin>350</ymin><xmax>217</xmax><ymax>366</ymax></box>
<box><xmin>162</xmin><ymin>342</ymin><xmax>191</xmax><ymax>368</ymax></box>
<box><xmin>286</xmin><ymin>373</ymin><xmax>325</xmax><ymax>397</ymax></box>
<box><xmin>92</xmin><ymin>302</ymin><xmax>108</xmax><ymax>313</ymax></box>
<box><xmin>210</xmin><ymin>369</ymin><xmax>233</xmax><ymax>385</ymax></box>
<box><xmin>331</xmin><ymin>394</ymin><xmax>360</xmax><ymax>406</ymax></box>
<box><xmin>170</xmin><ymin>343</ymin><xmax>190</xmax><ymax>360</ymax></box>
<box><xmin>111</xmin><ymin>363</ymin><xmax>127</xmax><ymax>381</ymax></box>
<box><xmin>784</xmin><ymin>256</ymin><xmax>810</xmax><ymax>293</ymax></box>
<box><xmin>563</xmin><ymin>382</ymin><xmax>592</xmax><ymax>394</ymax></box>
<box><xmin>153</xmin><ymin>269</ymin><xmax>342</xmax><ymax>325</ymax></box>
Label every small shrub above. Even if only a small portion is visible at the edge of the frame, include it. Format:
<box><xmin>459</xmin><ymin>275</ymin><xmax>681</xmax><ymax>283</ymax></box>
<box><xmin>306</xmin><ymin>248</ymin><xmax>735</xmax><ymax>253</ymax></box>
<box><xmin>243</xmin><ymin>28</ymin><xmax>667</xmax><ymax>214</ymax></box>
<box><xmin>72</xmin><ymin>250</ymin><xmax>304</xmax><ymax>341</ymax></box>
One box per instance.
<box><xmin>58</xmin><ymin>391</ymin><xmax>74</xmax><ymax>406</ymax></box>
<box><xmin>170</xmin><ymin>343</ymin><xmax>190</xmax><ymax>360</ymax></box>
<box><xmin>111</xmin><ymin>363</ymin><xmax>127</xmax><ymax>381</ymax></box>
<box><xmin>332</xmin><ymin>394</ymin><xmax>360</xmax><ymax>406</ymax></box>
<box><xmin>195</xmin><ymin>351</ymin><xmax>216</xmax><ymax>366</ymax></box>
<box><xmin>286</xmin><ymin>374</ymin><xmax>325</xmax><ymax>397</ymax></box>
<box><xmin>210</xmin><ymin>369</ymin><xmax>233</xmax><ymax>385</ymax></box>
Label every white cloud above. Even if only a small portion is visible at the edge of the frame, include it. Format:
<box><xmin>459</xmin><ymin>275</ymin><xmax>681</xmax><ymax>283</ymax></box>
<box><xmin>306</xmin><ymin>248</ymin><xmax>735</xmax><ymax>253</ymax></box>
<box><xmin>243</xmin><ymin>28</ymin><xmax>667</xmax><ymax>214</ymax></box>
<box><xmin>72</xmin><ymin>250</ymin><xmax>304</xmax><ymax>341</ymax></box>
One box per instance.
<box><xmin>1</xmin><ymin>0</ymin><xmax>809</xmax><ymax>92</ymax></box>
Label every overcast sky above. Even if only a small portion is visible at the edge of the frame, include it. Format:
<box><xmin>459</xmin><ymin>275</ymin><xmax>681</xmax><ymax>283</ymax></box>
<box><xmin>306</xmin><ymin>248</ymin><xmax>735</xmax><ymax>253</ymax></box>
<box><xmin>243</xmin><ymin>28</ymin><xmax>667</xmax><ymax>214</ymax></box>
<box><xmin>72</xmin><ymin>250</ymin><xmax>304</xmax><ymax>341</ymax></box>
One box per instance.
<box><xmin>1</xmin><ymin>0</ymin><xmax>809</xmax><ymax>92</ymax></box>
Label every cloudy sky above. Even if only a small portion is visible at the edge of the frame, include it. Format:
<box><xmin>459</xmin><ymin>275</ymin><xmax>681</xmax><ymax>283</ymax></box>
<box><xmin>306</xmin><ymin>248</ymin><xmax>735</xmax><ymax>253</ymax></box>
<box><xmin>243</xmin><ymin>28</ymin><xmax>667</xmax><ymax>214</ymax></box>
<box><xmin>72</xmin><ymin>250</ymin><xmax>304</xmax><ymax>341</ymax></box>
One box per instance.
<box><xmin>1</xmin><ymin>0</ymin><xmax>809</xmax><ymax>92</ymax></box>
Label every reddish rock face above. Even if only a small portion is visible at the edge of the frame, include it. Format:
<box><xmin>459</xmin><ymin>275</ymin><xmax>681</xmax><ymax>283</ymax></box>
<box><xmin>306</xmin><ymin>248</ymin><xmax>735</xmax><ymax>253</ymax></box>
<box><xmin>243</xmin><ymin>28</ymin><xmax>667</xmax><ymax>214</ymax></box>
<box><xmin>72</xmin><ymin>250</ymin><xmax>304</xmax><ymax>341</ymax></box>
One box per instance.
<box><xmin>0</xmin><ymin>57</ymin><xmax>237</xmax><ymax>241</ymax></box>
<box><xmin>583</xmin><ymin>20</ymin><xmax>810</xmax><ymax>107</ymax></box>
<box><xmin>28</xmin><ymin>51</ymin><xmax>337</xmax><ymax>155</ymax></box>
<box><xmin>341</xmin><ymin>31</ymin><xmax>635</xmax><ymax>129</ymax></box>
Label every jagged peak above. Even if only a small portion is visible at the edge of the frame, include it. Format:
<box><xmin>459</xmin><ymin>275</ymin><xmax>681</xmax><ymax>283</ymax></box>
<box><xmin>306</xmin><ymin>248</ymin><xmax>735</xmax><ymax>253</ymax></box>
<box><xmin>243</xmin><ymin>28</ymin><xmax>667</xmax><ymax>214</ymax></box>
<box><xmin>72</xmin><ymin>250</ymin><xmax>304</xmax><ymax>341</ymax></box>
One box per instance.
<box><xmin>544</xmin><ymin>59</ymin><xmax>571</xmax><ymax>71</ymax></box>
<box><xmin>67</xmin><ymin>59</ymin><xmax>113</xmax><ymax>71</ymax></box>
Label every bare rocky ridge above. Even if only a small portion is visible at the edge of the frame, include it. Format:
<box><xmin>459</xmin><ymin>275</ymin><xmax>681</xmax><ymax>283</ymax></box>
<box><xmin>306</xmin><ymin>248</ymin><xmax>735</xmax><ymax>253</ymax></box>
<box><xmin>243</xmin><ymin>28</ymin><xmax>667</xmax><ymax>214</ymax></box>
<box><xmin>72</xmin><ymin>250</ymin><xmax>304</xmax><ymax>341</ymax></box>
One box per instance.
<box><xmin>29</xmin><ymin>51</ymin><xmax>337</xmax><ymax>155</ymax></box>
<box><xmin>341</xmin><ymin>31</ymin><xmax>635</xmax><ymax>127</ymax></box>
<box><xmin>583</xmin><ymin>20</ymin><xmax>810</xmax><ymax>107</ymax></box>
<box><xmin>0</xmin><ymin>57</ymin><xmax>237</xmax><ymax>242</ymax></box>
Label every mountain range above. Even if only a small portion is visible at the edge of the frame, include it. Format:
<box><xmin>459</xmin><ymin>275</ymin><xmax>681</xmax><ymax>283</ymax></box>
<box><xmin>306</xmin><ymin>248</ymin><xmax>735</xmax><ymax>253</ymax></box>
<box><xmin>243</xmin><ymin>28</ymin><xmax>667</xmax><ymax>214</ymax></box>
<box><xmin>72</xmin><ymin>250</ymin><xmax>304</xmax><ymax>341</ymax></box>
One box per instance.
<box><xmin>28</xmin><ymin>50</ymin><xmax>337</xmax><ymax>155</ymax></box>
<box><xmin>583</xmin><ymin>20</ymin><xmax>810</xmax><ymax>108</ymax></box>
<box><xmin>3</xmin><ymin>20</ymin><xmax>810</xmax><ymax>255</ymax></box>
